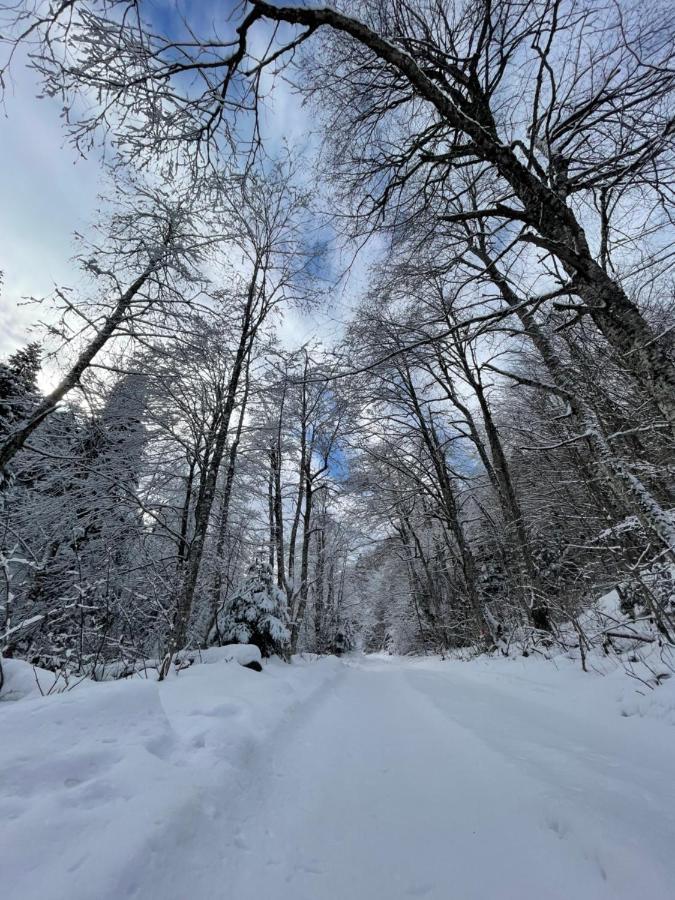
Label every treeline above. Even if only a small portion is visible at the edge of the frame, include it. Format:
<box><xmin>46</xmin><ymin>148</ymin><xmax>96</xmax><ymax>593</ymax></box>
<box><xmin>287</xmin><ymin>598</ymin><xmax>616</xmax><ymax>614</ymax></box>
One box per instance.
<box><xmin>0</xmin><ymin>0</ymin><xmax>673</xmax><ymax>677</ymax></box>
<box><xmin>1</xmin><ymin>172</ymin><xmax>356</xmax><ymax>677</ymax></box>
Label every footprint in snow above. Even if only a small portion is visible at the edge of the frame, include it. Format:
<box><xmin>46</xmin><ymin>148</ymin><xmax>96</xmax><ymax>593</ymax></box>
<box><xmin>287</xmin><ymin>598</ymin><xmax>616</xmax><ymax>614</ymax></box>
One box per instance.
<box><xmin>407</xmin><ymin>883</ymin><xmax>434</xmax><ymax>896</ymax></box>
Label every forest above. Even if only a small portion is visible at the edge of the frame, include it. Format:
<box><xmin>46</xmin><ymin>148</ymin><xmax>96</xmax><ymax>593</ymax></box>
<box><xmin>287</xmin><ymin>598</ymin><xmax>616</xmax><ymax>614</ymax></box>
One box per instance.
<box><xmin>1</xmin><ymin>0</ymin><xmax>673</xmax><ymax>684</ymax></box>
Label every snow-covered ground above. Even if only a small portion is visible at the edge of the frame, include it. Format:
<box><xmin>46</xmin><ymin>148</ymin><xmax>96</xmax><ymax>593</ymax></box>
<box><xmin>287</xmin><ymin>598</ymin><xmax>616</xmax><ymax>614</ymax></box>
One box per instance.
<box><xmin>2</xmin><ymin>650</ymin><xmax>675</xmax><ymax>900</ymax></box>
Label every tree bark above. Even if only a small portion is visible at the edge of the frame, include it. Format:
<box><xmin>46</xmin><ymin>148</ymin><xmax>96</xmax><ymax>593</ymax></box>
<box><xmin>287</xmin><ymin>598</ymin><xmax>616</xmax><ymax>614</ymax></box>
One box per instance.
<box><xmin>291</xmin><ymin>462</ymin><xmax>313</xmax><ymax>653</ymax></box>
<box><xmin>313</xmin><ymin>510</ymin><xmax>325</xmax><ymax>651</ymax></box>
<box><xmin>208</xmin><ymin>358</ymin><xmax>251</xmax><ymax>643</ymax></box>
<box><xmin>287</xmin><ymin>356</ymin><xmax>309</xmax><ymax>590</ymax></box>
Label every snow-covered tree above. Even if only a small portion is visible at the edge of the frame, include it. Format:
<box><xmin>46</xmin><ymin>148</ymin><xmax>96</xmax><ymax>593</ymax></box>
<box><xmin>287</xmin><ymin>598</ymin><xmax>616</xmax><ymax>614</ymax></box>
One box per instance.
<box><xmin>0</xmin><ymin>343</ymin><xmax>41</xmax><ymax>441</ymax></box>
<box><xmin>216</xmin><ymin>559</ymin><xmax>290</xmax><ymax>660</ymax></box>
<box><xmin>1</xmin><ymin>0</ymin><xmax>674</xmax><ymax>679</ymax></box>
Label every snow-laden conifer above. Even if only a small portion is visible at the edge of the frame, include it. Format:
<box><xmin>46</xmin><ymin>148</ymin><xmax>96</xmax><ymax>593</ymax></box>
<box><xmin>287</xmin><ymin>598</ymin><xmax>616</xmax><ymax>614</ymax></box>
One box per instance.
<box><xmin>217</xmin><ymin>559</ymin><xmax>290</xmax><ymax>660</ymax></box>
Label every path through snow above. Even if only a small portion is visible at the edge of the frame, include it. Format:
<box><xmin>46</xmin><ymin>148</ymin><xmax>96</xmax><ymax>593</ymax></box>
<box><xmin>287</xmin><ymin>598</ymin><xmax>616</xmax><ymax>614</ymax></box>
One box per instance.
<box><xmin>4</xmin><ymin>654</ymin><xmax>675</xmax><ymax>899</ymax></box>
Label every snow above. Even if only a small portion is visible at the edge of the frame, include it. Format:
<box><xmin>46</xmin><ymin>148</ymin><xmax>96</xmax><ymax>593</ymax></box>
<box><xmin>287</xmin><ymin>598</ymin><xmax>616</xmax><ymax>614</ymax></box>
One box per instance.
<box><xmin>2</xmin><ymin>651</ymin><xmax>675</xmax><ymax>900</ymax></box>
<box><xmin>181</xmin><ymin>643</ymin><xmax>263</xmax><ymax>666</ymax></box>
<box><xmin>1</xmin><ymin>652</ymin><xmax>342</xmax><ymax>900</ymax></box>
<box><xmin>0</xmin><ymin>657</ymin><xmax>70</xmax><ymax>700</ymax></box>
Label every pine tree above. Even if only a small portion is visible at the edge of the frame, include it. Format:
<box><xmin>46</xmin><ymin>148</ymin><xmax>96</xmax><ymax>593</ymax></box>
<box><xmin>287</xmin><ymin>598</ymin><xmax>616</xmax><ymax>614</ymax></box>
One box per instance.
<box><xmin>0</xmin><ymin>343</ymin><xmax>41</xmax><ymax>439</ymax></box>
<box><xmin>217</xmin><ymin>558</ymin><xmax>290</xmax><ymax>659</ymax></box>
<box><xmin>2</xmin><ymin>372</ymin><xmax>150</xmax><ymax>674</ymax></box>
<box><xmin>328</xmin><ymin>623</ymin><xmax>354</xmax><ymax>657</ymax></box>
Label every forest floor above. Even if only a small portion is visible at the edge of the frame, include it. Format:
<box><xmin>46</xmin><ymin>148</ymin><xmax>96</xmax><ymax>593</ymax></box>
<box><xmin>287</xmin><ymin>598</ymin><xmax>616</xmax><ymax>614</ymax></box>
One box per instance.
<box><xmin>3</xmin><ymin>651</ymin><xmax>675</xmax><ymax>900</ymax></box>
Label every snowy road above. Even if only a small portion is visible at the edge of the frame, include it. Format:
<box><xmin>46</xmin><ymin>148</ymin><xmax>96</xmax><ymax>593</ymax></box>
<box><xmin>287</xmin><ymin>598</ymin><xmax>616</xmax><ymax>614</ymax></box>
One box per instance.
<box><xmin>133</xmin><ymin>656</ymin><xmax>675</xmax><ymax>900</ymax></box>
<box><xmin>4</xmin><ymin>654</ymin><xmax>675</xmax><ymax>900</ymax></box>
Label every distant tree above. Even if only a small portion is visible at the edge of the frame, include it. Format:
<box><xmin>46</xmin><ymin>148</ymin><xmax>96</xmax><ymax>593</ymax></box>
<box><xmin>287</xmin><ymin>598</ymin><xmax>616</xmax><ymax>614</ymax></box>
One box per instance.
<box><xmin>0</xmin><ymin>343</ymin><xmax>41</xmax><ymax>439</ymax></box>
<box><xmin>1</xmin><ymin>370</ymin><xmax>149</xmax><ymax>674</ymax></box>
<box><xmin>159</xmin><ymin>165</ymin><xmax>314</xmax><ymax>677</ymax></box>
<box><xmin>327</xmin><ymin>622</ymin><xmax>354</xmax><ymax>657</ymax></box>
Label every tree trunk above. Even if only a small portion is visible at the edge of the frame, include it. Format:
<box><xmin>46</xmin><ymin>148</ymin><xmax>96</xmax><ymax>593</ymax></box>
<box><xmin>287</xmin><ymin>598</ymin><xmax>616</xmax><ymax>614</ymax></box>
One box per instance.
<box><xmin>208</xmin><ymin>360</ymin><xmax>251</xmax><ymax>643</ymax></box>
<box><xmin>287</xmin><ymin>361</ymin><xmax>308</xmax><ymax>591</ymax></box>
<box><xmin>0</xmin><ymin>261</ymin><xmax>158</xmax><ymax>478</ymax></box>
<box><xmin>313</xmin><ymin>513</ymin><xmax>325</xmax><ymax>652</ymax></box>
<box><xmin>267</xmin><ymin>447</ymin><xmax>275</xmax><ymax>570</ymax></box>
<box><xmin>291</xmin><ymin>470</ymin><xmax>313</xmax><ymax>653</ymax></box>
<box><xmin>471</xmin><ymin>374</ymin><xmax>550</xmax><ymax>631</ymax></box>
<box><xmin>481</xmin><ymin>253</ymin><xmax>675</xmax><ymax>559</ymax></box>
<box><xmin>176</xmin><ymin>459</ymin><xmax>196</xmax><ymax>568</ymax></box>
<box><xmin>159</xmin><ymin>263</ymin><xmax>261</xmax><ymax>678</ymax></box>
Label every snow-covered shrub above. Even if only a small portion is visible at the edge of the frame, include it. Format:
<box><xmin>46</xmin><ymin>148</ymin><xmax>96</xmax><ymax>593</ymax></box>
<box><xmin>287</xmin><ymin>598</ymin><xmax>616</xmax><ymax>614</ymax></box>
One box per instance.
<box><xmin>216</xmin><ymin>560</ymin><xmax>290</xmax><ymax>659</ymax></box>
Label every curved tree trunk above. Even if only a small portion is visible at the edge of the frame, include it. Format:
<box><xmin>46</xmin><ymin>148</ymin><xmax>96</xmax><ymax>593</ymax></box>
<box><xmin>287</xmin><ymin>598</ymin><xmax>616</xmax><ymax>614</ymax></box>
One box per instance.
<box><xmin>480</xmin><ymin>252</ymin><xmax>675</xmax><ymax>560</ymax></box>
<box><xmin>0</xmin><ymin>262</ymin><xmax>159</xmax><ymax>479</ymax></box>
<box><xmin>248</xmin><ymin>1</ymin><xmax>675</xmax><ymax>433</ymax></box>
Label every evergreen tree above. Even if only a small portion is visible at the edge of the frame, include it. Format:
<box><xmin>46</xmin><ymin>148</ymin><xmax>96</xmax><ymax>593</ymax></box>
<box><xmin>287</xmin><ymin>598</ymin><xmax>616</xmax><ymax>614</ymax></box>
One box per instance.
<box><xmin>2</xmin><ymin>372</ymin><xmax>150</xmax><ymax>674</ymax></box>
<box><xmin>217</xmin><ymin>559</ymin><xmax>290</xmax><ymax>659</ymax></box>
<box><xmin>327</xmin><ymin>623</ymin><xmax>354</xmax><ymax>657</ymax></box>
<box><xmin>0</xmin><ymin>343</ymin><xmax>41</xmax><ymax>439</ymax></box>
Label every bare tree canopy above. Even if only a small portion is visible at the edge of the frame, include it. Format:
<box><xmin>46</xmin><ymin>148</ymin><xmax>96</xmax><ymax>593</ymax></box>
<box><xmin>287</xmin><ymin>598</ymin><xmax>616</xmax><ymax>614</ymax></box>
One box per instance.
<box><xmin>1</xmin><ymin>0</ymin><xmax>673</xmax><ymax>689</ymax></box>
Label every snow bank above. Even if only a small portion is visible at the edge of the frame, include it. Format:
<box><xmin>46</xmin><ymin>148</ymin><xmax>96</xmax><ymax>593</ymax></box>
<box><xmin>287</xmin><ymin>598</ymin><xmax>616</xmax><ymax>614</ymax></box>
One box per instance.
<box><xmin>409</xmin><ymin>650</ymin><xmax>675</xmax><ymax>728</ymax></box>
<box><xmin>0</xmin><ymin>657</ymin><xmax>70</xmax><ymax>701</ymax></box>
<box><xmin>1</xmin><ymin>653</ymin><xmax>343</xmax><ymax>900</ymax></box>
<box><xmin>179</xmin><ymin>643</ymin><xmax>263</xmax><ymax>667</ymax></box>
<box><xmin>458</xmin><ymin>579</ymin><xmax>675</xmax><ymax>728</ymax></box>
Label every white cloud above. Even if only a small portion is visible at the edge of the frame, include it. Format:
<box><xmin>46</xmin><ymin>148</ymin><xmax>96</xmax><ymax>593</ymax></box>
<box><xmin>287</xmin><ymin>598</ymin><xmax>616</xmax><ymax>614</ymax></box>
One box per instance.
<box><xmin>0</xmin><ymin>56</ymin><xmax>102</xmax><ymax>358</ymax></box>
<box><xmin>0</xmin><ymin>15</ymin><xmax>373</xmax><ymax>371</ymax></box>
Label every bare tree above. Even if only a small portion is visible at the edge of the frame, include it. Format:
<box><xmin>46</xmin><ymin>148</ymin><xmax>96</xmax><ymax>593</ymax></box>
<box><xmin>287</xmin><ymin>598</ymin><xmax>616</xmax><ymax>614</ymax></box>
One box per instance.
<box><xmin>159</xmin><ymin>166</ymin><xmax>314</xmax><ymax>675</ymax></box>
<box><xmin>6</xmin><ymin>0</ymin><xmax>672</xmax><ymax>427</ymax></box>
<box><xmin>0</xmin><ymin>180</ymin><xmax>209</xmax><ymax>479</ymax></box>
